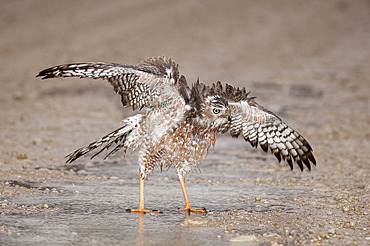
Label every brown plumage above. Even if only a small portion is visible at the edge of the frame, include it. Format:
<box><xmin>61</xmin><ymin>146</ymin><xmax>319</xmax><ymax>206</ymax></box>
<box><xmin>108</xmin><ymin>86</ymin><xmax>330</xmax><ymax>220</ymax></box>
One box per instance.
<box><xmin>37</xmin><ymin>56</ymin><xmax>316</xmax><ymax>213</ymax></box>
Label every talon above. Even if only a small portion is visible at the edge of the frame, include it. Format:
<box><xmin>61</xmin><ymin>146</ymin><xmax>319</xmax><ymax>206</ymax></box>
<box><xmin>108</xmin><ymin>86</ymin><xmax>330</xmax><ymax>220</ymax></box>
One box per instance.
<box><xmin>128</xmin><ymin>208</ymin><xmax>161</xmax><ymax>214</ymax></box>
<box><xmin>179</xmin><ymin>207</ymin><xmax>209</xmax><ymax>214</ymax></box>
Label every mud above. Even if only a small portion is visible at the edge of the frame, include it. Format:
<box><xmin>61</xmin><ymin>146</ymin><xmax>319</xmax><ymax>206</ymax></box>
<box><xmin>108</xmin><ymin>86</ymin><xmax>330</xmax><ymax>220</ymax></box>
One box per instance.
<box><xmin>1</xmin><ymin>1</ymin><xmax>369</xmax><ymax>245</ymax></box>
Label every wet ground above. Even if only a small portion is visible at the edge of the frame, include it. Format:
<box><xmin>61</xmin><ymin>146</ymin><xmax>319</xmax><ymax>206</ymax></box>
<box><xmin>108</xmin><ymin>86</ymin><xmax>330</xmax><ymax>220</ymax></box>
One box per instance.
<box><xmin>1</xmin><ymin>1</ymin><xmax>369</xmax><ymax>245</ymax></box>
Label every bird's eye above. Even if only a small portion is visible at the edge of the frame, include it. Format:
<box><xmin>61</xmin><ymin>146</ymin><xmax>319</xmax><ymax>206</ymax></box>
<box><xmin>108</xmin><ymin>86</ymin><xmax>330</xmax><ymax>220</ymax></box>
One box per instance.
<box><xmin>213</xmin><ymin>108</ymin><xmax>221</xmax><ymax>114</ymax></box>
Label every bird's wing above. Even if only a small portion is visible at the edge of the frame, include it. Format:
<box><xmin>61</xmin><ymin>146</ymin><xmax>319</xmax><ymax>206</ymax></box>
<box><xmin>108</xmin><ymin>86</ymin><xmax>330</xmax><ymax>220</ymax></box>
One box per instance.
<box><xmin>212</xmin><ymin>81</ymin><xmax>316</xmax><ymax>171</ymax></box>
<box><xmin>37</xmin><ymin>56</ymin><xmax>180</xmax><ymax>110</ymax></box>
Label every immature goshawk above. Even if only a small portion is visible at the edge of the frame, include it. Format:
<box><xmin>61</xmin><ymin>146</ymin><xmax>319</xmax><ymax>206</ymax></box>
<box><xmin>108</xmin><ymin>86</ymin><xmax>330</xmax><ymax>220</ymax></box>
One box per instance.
<box><xmin>37</xmin><ymin>56</ymin><xmax>316</xmax><ymax>213</ymax></box>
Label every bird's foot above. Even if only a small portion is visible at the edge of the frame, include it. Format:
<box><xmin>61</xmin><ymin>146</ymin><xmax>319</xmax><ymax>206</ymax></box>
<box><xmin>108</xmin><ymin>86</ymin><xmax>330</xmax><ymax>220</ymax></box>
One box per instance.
<box><xmin>179</xmin><ymin>207</ymin><xmax>209</xmax><ymax>214</ymax></box>
<box><xmin>126</xmin><ymin>208</ymin><xmax>162</xmax><ymax>214</ymax></box>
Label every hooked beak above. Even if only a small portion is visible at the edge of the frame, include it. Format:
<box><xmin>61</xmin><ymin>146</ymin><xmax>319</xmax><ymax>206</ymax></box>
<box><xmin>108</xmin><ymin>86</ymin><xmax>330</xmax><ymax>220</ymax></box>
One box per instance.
<box><xmin>227</xmin><ymin>114</ymin><xmax>232</xmax><ymax>122</ymax></box>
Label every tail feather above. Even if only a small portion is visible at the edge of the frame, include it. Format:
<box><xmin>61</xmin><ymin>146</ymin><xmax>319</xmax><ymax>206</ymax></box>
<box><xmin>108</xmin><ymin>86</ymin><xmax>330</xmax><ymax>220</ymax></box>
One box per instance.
<box><xmin>65</xmin><ymin>115</ymin><xmax>143</xmax><ymax>163</ymax></box>
<box><xmin>65</xmin><ymin>126</ymin><xmax>131</xmax><ymax>163</ymax></box>
<box><xmin>90</xmin><ymin>132</ymin><xmax>127</xmax><ymax>160</ymax></box>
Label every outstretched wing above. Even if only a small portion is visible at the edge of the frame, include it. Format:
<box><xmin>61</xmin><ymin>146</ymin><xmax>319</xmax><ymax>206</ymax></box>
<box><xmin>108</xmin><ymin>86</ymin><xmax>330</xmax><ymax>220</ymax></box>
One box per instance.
<box><xmin>37</xmin><ymin>56</ymin><xmax>180</xmax><ymax>110</ymax></box>
<box><xmin>212</xmin><ymin>81</ymin><xmax>316</xmax><ymax>171</ymax></box>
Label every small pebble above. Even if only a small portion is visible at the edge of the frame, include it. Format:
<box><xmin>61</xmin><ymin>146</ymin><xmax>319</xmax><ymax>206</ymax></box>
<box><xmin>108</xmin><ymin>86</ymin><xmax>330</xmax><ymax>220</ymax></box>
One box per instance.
<box><xmin>16</xmin><ymin>153</ymin><xmax>28</xmax><ymax>160</ymax></box>
<box><xmin>328</xmin><ymin>228</ymin><xmax>336</xmax><ymax>234</ymax></box>
<box><xmin>225</xmin><ymin>224</ymin><xmax>234</xmax><ymax>232</ymax></box>
<box><xmin>357</xmin><ymin>184</ymin><xmax>365</xmax><ymax>189</ymax></box>
<box><xmin>230</xmin><ymin>235</ymin><xmax>257</xmax><ymax>243</ymax></box>
<box><xmin>317</xmin><ymin>231</ymin><xmax>328</xmax><ymax>240</ymax></box>
<box><xmin>32</xmin><ymin>138</ymin><xmax>42</xmax><ymax>145</ymax></box>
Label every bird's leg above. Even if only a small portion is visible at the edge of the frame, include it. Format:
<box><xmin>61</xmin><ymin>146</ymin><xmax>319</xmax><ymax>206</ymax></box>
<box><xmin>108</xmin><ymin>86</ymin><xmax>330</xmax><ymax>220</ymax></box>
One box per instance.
<box><xmin>128</xmin><ymin>173</ymin><xmax>161</xmax><ymax>214</ymax></box>
<box><xmin>178</xmin><ymin>177</ymin><xmax>208</xmax><ymax>214</ymax></box>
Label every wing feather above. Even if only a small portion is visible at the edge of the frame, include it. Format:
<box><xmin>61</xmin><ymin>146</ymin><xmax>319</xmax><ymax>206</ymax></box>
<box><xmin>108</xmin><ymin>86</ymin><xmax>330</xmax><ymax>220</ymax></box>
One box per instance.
<box><xmin>229</xmin><ymin>99</ymin><xmax>316</xmax><ymax>170</ymax></box>
<box><xmin>37</xmin><ymin>56</ymin><xmax>180</xmax><ymax>110</ymax></box>
<box><xmin>211</xmin><ymin>81</ymin><xmax>316</xmax><ymax>171</ymax></box>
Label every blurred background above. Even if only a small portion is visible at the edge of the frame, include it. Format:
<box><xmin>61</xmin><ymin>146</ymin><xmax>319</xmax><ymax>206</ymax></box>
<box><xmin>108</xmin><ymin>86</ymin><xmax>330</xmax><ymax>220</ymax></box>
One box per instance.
<box><xmin>1</xmin><ymin>0</ymin><xmax>368</xmax><ymax>85</ymax></box>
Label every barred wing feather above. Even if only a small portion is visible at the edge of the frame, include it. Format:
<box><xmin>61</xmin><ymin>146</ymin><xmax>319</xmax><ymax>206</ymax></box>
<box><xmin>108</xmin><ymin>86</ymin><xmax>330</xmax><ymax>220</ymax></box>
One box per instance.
<box><xmin>229</xmin><ymin>100</ymin><xmax>316</xmax><ymax>170</ymax></box>
<box><xmin>37</xmin><ymin>56</ymin><xmax>179</xmax><ymax>110</ymax></box>
<box><xmin>210</xmin><ymin>81</ymin><xmax>316</xmax><ymax>171</ymax></box>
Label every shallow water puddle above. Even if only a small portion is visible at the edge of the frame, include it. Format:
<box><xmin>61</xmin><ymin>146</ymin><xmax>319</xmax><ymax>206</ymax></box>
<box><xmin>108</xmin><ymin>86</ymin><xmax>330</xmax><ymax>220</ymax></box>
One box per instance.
<box><xmin>1</xmin><ymin>137</ymin><xmax>319</xmax><ymax>245</ymax></box>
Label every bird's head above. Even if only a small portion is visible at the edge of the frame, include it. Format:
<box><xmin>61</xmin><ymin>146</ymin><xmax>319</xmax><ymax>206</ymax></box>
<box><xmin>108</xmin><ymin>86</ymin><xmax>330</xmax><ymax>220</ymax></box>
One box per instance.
<box><xmin>201</xmin><ymin>95</ymin><xmax>231</xmax><ymax>132</ymax></box>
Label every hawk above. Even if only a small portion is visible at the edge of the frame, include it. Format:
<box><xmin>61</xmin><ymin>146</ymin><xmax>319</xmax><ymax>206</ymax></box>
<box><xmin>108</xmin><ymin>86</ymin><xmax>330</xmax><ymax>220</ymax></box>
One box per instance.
<box><xmin>37</xmin><ymin>56</ymin><xmax>316</xmax><ymax>213</ymax></box>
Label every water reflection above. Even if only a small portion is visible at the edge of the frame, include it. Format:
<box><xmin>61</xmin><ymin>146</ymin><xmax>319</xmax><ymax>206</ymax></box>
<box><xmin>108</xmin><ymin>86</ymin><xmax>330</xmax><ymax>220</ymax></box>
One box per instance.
<box><xmin>136</xmin><ymin>213</ymin><xmax>145</xmax><ymax>246</ymax></box>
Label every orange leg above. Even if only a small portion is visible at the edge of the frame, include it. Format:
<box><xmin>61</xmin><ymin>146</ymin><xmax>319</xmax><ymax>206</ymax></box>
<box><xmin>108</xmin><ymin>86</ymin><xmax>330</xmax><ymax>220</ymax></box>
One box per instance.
<box><xmin>178</xmin><ymin>178</ymin><xmax>208</xmax><ymax>214</ymax></box>
<box><xmin>128</xmin><ymin>173</ymin><xmax>161</xmax><ymax>214</ymax></box>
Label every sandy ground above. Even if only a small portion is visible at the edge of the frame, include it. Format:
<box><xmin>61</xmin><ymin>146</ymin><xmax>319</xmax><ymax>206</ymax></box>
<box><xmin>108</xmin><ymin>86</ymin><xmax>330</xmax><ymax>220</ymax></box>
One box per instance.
<box><xmin>0</xmin><ymin>0</ymin><xmax>369</xmax><ymax>245</ymax></box>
